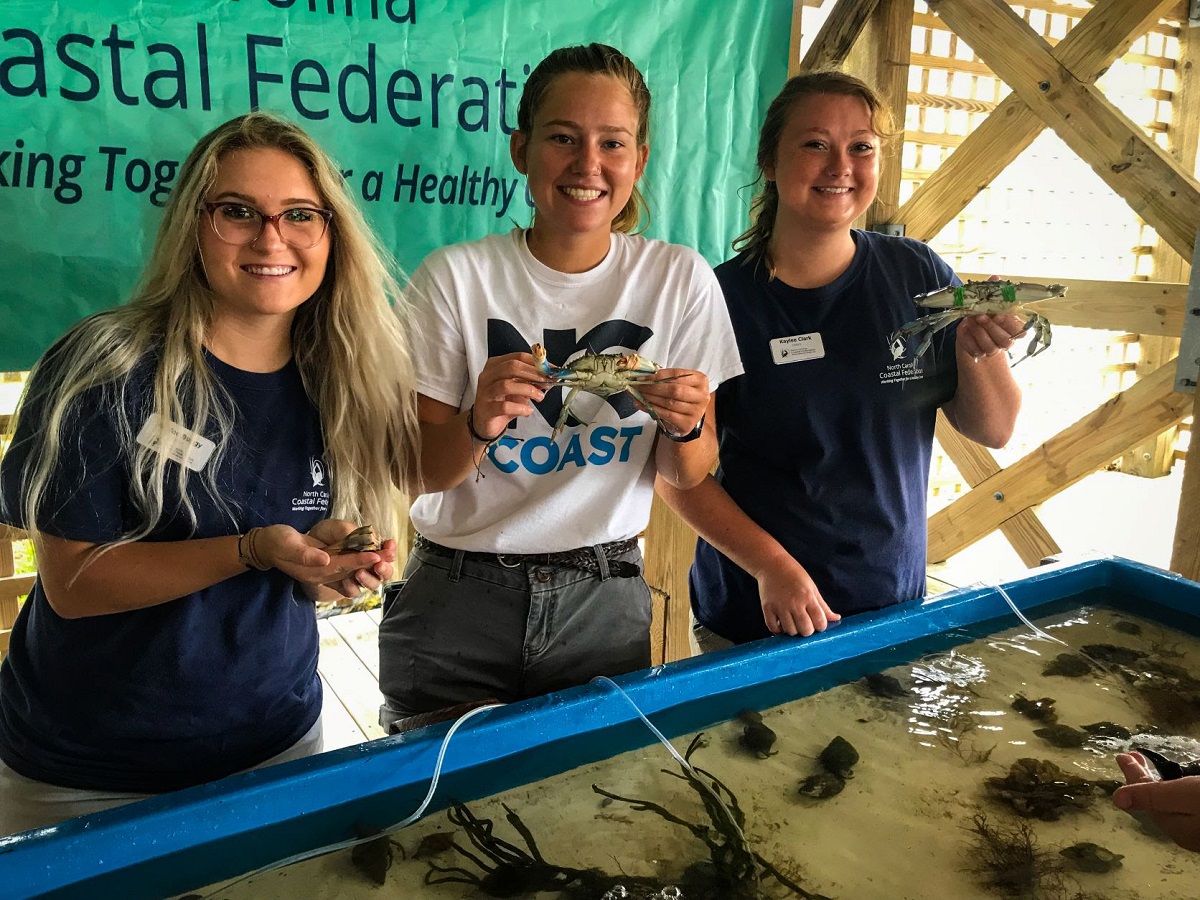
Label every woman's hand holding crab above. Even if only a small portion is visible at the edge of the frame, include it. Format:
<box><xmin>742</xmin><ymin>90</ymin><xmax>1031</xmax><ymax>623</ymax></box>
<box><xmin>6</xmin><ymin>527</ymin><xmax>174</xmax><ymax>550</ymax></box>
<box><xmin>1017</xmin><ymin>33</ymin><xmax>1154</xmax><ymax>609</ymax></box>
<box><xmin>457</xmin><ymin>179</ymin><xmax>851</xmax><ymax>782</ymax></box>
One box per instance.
<box><xmin>470</xmin><ymin>352</ymin><xmax>546</xmax><ymax>441</ymax></box>
<box><xmin>957</xmin><ymin>313</ymin><xmax>1028</xmax><ymax>363</ymax></box>
<box><xmin>635</xmin><ymin>368</ymin><xmax>709</xmax><ymax>437</ymax></box>
<box><xmin>252</xmin><ymin>520</ymin><xmax>396</xmax><ymax>598</ymax></box>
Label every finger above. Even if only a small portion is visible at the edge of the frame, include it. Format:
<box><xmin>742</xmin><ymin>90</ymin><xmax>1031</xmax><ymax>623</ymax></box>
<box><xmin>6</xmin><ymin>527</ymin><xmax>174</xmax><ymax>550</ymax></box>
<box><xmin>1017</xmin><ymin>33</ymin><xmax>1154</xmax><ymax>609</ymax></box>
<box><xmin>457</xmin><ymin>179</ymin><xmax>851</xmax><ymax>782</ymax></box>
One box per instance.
<box><xmin>354</xmin><ymin>569</ymin><xmax>382</xmax><ymax>592</ymax></box>
<box><xmin>805</xmin><ymin>602</ymin><xmax>827</xmax><ymax>633</ymax></box>
<box><xmin>1114</xmin><ymin>781</ymin><xmax>1198</xmax><ymax>815</ymax></box>
<box><xmin>763</xmin><ymin>610</ymin><xmax>784</xmax><ymax>635</ymax></box>
<box><xmin>296</xmin><ymin>546</ymin><xmax>332</xmax><ymax>568</ymax></box>
<box><xmin>792</xmin><ymin>608</ymin><xmax>815</xmax><ymax>637</ymax></box>
<box><xmin>967</xmin><ymin>316</ymin><xmax>1015</xmax><ymax>353</ymax></box>
<box><xmin>1117</xmin><ymin>752</ymin><xmax>1158</xmax><ymax>784</ymax></box>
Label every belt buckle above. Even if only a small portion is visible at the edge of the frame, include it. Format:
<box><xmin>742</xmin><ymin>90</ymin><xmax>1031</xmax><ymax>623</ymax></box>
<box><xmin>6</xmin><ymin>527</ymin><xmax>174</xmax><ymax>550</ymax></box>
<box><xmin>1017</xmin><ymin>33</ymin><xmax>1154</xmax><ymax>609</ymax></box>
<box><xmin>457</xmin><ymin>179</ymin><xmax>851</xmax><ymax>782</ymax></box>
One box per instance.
<box><xmin>495</xmin><ymin>554</ymin><xmax>524</xmax><ymax>569</ymax></box>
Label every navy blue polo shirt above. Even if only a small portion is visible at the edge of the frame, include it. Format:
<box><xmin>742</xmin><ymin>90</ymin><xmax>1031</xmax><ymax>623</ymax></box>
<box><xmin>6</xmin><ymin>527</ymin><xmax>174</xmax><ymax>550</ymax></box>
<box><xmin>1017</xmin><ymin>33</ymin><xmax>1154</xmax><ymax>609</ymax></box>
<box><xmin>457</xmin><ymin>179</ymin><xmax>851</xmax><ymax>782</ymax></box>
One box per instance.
<box><xmin>0</xmin><ymin>346</ymin><xmax>326</xmax><ymax>792</ymax></box>
<box><xmin>692</xmin><ymin>231</ymin><xmax>960</xmax><ymax>643</ymax></box>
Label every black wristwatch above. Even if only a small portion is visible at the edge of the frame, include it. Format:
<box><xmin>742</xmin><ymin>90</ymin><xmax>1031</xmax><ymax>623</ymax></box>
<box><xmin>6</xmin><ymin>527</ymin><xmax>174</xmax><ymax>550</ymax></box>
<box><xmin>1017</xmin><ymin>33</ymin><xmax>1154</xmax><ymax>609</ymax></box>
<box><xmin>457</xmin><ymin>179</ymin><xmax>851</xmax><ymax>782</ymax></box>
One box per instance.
<box><xmin>659</xmin><ymin>415</ymin><xmax>705</xmax><ymax>443</ymax></box>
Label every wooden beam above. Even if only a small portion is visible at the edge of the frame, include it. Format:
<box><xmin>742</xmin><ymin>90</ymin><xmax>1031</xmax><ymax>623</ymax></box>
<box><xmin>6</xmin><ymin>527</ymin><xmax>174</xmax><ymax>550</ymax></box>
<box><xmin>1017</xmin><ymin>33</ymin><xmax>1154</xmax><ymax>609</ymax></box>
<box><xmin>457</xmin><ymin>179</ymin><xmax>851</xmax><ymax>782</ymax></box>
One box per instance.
<box><xmin>800</xmin><ymin>0</ymin><xmax>881</xmax><ymax>71</ymax></box>
<box><xmin>928</xmin><ymin>0</ymin><xmax>1200</xmax><ymax>261</ymax></box>
<box><xmin>928</xmin><ymin>361</ymin><xmax>1191</xmax><ymax>561</ymax></box>
<box><xmin>895</xmin><ymin>0</ymin><xmax>1176</xmax><ymax>240</ymax></box>
<box><xmin>643</xmin><ymin>493</ymin><xmax>696</xmax><ymax>663</ymax></box>
<box><xmin>1170</xmin><ymin>390</ymin><xmax>1200</xmax><ymax>580</ymax></box>
<box><xmin>934</xmin><ymin>412</ymin><xmax>1062</xmax><ymax>566</ymax></box>
<box><xmin>956</xmin><ymin>273</ymin><xmax>1186</xmax><ymax>336</ymax></box>
<box><xmin>790</xmin><ymin>0</ymin><xmax>805</xmax><ymax>78</ymax></box>
<box><xmin>868</xmin><ymin>0</ymin><xmax>915</xmax><ymax>227</ymax></box>
<box><xmin>1124</xmin><ymin>10</ymin><xmax>1193</xmax><ymax>475</ymax></box>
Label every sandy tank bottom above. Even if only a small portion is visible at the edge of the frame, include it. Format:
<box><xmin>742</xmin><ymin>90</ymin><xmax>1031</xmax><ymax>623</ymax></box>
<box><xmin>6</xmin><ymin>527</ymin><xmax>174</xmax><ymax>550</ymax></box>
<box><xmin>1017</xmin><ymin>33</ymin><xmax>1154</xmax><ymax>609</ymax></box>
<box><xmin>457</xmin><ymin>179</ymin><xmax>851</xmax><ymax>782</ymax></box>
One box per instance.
<box><xmin>191</xmin><ymin>607</ymin><xmax>1200</xmax><ymax>899</ymax></box>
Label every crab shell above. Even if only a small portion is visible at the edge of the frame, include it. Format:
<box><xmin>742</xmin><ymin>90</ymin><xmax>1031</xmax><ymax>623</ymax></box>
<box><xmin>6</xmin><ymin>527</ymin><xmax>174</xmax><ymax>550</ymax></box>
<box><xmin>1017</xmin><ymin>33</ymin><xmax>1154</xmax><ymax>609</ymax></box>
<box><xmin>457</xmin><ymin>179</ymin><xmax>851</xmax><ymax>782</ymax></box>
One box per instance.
<box><xmin>329</xmin><ymin>524</ymin><xmax>382</xmax><ymax>553</ymax></box>
<box><xmin>529</xmin><ymin>343</ymin><xmax>661</xmax><ymax>395</ymax></box>
<box><xmin>914</xmin><ymin>280</ymin><xmax>1067</xmax><ymax>310</ymax></box>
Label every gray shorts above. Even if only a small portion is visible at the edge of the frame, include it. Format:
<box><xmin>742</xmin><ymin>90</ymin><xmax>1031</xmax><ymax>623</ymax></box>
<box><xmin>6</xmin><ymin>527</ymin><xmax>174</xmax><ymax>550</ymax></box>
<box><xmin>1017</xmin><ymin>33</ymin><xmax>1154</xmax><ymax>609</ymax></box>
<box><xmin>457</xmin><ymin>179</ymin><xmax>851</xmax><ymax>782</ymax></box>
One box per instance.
<box><xmin>377</xmin><ymin>541</ymin><xmax>652</xmax><ymax>729</ymax></box>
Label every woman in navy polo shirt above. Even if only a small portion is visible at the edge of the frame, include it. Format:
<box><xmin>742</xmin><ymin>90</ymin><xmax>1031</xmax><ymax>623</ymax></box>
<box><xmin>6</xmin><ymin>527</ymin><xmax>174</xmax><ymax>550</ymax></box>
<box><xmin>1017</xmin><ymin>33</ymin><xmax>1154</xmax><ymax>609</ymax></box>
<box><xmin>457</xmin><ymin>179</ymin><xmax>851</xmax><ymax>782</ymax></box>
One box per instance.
<box><xmin>660</xmin><ymin>72</ymin><xmax>1024</xmax><ymax>649</ymax></box>
<box><xmin>0</xmin><ymin>112</ymin><xmax>419</xmax><ymax>833</ymax></box>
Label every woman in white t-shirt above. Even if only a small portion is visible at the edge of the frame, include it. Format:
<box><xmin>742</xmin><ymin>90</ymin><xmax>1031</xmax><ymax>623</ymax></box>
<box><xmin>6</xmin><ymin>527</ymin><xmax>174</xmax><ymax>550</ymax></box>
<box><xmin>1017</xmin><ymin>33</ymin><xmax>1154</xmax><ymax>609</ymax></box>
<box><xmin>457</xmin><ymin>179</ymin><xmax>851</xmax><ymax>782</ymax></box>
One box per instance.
<box><xmin>378</xmin><ymin>42</ymin><xmax>743</xmax><ymax>730</ymax></box>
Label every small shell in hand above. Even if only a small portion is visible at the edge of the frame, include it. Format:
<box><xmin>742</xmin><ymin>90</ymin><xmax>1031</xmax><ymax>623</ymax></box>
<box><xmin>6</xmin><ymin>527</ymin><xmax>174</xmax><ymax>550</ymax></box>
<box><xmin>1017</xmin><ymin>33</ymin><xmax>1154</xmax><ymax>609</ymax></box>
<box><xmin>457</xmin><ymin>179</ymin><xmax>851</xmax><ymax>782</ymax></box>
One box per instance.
<box><xmin>328</xmin><ymin>524</ymin><xmax>382</xmax><ymax>553</ymax></box>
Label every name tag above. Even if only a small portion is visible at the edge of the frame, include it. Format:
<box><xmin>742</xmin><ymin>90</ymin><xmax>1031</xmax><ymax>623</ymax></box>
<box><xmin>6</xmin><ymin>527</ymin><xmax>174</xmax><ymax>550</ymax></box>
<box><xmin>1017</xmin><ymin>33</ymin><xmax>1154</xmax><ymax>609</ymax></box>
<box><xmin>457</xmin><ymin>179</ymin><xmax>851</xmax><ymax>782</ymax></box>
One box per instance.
<box><xmin>770</xmin><ymin>332</ymin><xmax>825</xmax><ymax>365</ymax></box>
<box><xmin>135</xmin><ymin>414</ymin><xmax>217</xmax><ymax>472</ymax></box>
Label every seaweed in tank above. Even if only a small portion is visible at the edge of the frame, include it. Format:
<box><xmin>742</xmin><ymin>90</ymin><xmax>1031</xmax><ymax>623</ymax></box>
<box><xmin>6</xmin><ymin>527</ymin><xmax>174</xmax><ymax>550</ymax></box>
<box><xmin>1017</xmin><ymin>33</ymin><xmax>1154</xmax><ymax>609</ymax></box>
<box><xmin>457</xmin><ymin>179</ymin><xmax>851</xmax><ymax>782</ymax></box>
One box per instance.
<box><xmin>1011</xmin><ymin>694</ymin><xmax>1058</xmax><ymax>724</ymax></box>
<box><xmin>984</xmin><ymin>759</ymin><xmax>1113</xmax><ymax>821</ymax></box>
<box><xmin>935</xmin><ymin>714</ymin><xmax>996</xmax><ymax>766</ymax></box>
<box><xmin>1047</xmin><ymin>642</ymin><xmax>1200</xmax><ymax>731</ymax></box>
<box><xmin>425</xmin><ymin>733</ymin><xmax>829</xmax><ymax>899</ymax></box>
<box><xmin>965</xmin><ymin>813</ymin><xmax>1072</xmax><ymax>898</ymax></box>
<box><xmin>593</xmin><ymin>734</ymin><xmax>828</xmax><ymax>899</ymax></box>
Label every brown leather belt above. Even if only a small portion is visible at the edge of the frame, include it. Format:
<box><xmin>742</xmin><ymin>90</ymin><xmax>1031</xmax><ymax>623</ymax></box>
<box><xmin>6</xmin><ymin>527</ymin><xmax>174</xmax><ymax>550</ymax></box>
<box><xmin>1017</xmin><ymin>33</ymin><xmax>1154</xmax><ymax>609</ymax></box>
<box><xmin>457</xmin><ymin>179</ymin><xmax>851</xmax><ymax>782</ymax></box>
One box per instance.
<box><xmin>414</xmin><ymin>534</ymin><xmax>642</xmax><ymax>578</ymax></box>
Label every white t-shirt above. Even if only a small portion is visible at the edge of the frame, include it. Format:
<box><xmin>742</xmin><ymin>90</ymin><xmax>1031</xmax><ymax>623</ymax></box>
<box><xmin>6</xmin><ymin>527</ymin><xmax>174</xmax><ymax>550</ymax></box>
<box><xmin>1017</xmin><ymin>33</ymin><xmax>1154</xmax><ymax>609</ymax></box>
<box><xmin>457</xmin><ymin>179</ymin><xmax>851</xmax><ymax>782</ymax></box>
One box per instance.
<box><xmin>406</xmin><ymin>228</ymin><xmax>743</xmax><ymax>553</ymax></box>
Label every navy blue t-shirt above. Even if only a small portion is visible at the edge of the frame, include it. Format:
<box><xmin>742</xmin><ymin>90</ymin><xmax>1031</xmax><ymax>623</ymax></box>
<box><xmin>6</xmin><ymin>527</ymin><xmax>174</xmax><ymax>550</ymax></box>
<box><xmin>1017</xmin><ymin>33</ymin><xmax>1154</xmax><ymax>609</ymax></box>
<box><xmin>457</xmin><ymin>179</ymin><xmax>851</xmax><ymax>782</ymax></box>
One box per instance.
<box><xmin>0</xmin><ymin>347</ymin><xmax>327</xmax><ymax>792</ymax></box>
<box><xmin>692</xmin><ymin>230</ymin><xmax>960</xmax><ymax>644</ymax></box>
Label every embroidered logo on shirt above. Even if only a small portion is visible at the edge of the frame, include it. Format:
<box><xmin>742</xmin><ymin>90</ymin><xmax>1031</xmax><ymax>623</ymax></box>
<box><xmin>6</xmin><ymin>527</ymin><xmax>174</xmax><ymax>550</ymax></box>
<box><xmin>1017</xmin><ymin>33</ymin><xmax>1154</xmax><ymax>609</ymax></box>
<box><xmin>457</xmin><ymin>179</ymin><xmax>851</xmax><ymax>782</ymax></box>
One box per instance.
<box><xmin>309</xmin><ymin>457</ymin><xmax>326</xmax><ymax>487</ymax></box>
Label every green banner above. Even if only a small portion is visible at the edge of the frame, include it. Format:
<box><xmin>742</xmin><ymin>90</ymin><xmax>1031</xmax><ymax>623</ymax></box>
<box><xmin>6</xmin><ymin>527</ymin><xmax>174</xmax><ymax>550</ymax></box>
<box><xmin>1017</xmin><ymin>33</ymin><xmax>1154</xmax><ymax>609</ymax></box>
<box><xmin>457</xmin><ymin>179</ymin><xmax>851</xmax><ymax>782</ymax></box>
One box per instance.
<box><xmin>0</xmin><ymin>0</ymin><xmax>789</xmax><ymax>370</ymax></box>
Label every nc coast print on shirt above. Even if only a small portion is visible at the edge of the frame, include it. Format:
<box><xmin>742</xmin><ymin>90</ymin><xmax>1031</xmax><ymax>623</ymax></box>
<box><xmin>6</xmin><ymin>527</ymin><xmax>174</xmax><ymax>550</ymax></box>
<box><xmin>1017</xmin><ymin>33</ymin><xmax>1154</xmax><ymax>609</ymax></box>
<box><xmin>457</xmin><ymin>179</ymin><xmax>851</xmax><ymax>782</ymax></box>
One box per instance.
<box><xmin>485</xmin><ymin>317</ymin><xmax>656</xmax><ymax>477</ymax></box>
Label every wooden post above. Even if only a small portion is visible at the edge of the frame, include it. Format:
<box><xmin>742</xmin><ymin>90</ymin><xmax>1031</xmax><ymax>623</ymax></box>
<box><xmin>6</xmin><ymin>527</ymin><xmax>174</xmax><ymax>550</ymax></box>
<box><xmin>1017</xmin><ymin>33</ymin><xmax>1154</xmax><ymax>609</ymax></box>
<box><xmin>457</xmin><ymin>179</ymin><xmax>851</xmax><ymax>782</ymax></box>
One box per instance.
<box><xmin>1121</xmin><ymin>12</ymin><xmax>1197</xmax><ymax>477</ymax></box>
<box><xmin>642</xmin><ymin>492</ymin><xmax>697</xmax><ymax>664</ymax></box>
<box><xmin>1171</xmin><ymin>389</ymin><xmax>1200</xmax><ymax>581</ymax></box>
<box><xmin>866</xmin><ymin>0</ymin><xmax>915</xmax><ymax>229</ymax></box>
<box><xmin>933</xmin><ymin>413</ymin><xmax>1061</xmax><ymax>566</ymax></box>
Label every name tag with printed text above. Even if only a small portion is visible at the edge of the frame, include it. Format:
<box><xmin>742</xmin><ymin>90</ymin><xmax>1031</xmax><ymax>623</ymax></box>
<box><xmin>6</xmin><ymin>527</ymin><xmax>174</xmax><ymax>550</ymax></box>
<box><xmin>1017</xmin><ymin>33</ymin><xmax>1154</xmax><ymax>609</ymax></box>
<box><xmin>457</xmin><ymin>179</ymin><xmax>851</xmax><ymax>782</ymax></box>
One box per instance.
<box><xmin>770</xmin><ymin>333</ymin><xmax>825</xmax><ymax>365</ymax></box>
<box><xmin>135</xmin><ymin>414</ymin><xmax>216</xmax><ymax>472</ymax></box>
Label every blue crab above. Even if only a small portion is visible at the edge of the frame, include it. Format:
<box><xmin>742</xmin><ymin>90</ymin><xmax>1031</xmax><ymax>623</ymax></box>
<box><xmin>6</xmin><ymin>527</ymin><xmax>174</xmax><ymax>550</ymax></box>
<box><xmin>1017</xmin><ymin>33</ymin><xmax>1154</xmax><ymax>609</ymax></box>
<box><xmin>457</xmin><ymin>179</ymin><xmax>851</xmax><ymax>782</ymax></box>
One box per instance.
<box><xmin>531</xmin><ymin>343</ymin><xmax>674</xmax><ymax>440</ymax></box>
<box><xmin>890</xmin><ymin>279</ymin><xmax>1067</xmax><ymax>360</ymax></box>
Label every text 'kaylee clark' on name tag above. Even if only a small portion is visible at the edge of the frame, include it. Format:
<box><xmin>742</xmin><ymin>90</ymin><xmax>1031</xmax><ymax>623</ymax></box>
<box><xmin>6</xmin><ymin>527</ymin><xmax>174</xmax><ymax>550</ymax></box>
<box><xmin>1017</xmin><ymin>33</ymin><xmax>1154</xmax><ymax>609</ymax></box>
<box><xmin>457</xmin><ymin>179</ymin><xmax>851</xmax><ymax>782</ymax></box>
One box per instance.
<box><xmin>769</xmin><ymin>332</ymin><xmax>825</xmax><ymax>365</ymax></box>
<box><xmin>135</xmin><ymin>414</ymin><xmax>217</xmax><ymax>472</ymax></box>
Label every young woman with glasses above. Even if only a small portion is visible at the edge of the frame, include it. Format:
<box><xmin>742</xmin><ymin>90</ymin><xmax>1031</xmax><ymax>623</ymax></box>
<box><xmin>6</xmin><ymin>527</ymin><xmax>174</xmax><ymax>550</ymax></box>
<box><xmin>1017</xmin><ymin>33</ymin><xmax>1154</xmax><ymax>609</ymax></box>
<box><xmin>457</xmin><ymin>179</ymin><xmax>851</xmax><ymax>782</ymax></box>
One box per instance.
<box><xmin>0</xmin><ymin>112</ymin><xmax>420</xmax><ymax>833</ymax></box>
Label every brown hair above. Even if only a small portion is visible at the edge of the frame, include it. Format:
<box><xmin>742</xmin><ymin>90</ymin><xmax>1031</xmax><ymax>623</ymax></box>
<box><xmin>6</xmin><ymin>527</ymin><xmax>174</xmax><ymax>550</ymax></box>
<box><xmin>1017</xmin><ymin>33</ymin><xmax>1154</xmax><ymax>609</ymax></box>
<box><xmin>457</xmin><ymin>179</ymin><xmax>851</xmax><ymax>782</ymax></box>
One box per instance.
<box><xmin>516</xmin><ymin>43</ymin><xmax>651</xmax><ymax>234</ymax></box>
<box><xmin>734</xmin><ymin>70</ymin><xmax>897</xmax><ymax>269</ymax></box>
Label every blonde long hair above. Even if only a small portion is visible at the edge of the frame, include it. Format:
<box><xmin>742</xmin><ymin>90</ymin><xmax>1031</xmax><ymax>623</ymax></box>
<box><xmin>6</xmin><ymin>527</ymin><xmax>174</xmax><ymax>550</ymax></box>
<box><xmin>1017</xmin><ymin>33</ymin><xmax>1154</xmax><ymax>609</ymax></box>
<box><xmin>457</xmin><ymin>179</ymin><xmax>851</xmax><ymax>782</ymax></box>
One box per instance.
<box><xmin>734</xmin><ymin>71</ymin><xmax>897</xmax><ymax>273</ymax></box>
<box><xmin>516</xmin><ymin>42</ymin><xmax>652</xmax><ymax>234</ymax></box>
<box><xmin>8</xmin><ymin>112</ymin><xmax>419</xmax><ymax>553</ymax></box>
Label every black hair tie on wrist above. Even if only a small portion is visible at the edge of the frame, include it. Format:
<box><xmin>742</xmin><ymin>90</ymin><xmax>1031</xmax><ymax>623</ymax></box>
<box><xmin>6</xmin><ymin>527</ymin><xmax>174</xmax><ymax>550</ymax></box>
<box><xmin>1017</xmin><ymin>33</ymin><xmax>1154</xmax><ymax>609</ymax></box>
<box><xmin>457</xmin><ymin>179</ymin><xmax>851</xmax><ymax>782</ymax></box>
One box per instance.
<box><xmin>659</xmin><ymin>414</ymin><xmax>705</xmax><ymax>443</ymax></box>
<box><xmin>466</xmin><ymin>404</ymin><xmax>503</xmax><ymax>443</ymax></box>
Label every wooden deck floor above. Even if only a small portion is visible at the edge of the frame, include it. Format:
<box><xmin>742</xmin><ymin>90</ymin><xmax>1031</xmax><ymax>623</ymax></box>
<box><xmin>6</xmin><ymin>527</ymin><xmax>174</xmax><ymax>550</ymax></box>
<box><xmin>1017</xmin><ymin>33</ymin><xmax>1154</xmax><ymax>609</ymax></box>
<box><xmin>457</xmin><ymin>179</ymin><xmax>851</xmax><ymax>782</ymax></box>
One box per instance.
<box><xmin>317</xmin><ymin>609</ymin><xmax>386</xmax><ymax>750</ymax></box>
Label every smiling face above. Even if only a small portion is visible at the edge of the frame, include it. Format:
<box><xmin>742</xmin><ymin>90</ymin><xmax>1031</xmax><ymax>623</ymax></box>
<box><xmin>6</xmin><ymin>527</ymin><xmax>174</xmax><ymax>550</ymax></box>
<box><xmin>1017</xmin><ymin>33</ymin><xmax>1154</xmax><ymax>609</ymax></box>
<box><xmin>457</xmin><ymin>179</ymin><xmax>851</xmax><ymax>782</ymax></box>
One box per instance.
<box><xmin>197</xmin><ymin>147</ymin><xmax>331</xmax><ymax>324</ymax></box>
<box><xmin>766</xmin><ymin>92</ymin><xmax>880</xmax><ymax>235</ymax></box>
<box><xmin>510</xmin><ymin>71</ymin><xmax>649</xmax><ymax>268</ymax></box>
